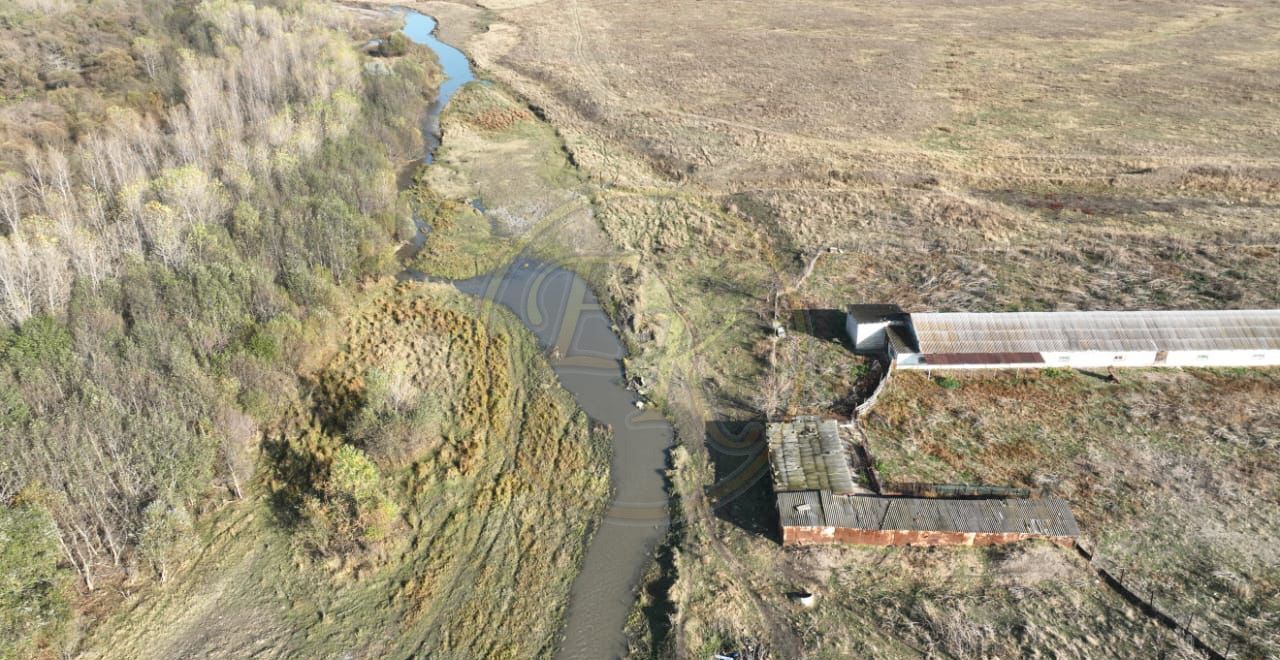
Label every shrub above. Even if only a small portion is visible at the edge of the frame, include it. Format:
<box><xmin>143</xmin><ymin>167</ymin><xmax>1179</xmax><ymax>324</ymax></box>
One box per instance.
<box><xmin>136</xmin><ymin>499</ymin><xmax>194</xmax><ymax>583</ymax></box>
<box><xmin>0</xmin><ymin>502</ymin><xmax>69</xmax><ymax>658</ymax></box>
<box><xmin>300</xmin><ymin>445</ymin><xmax>399</xmax><ymax>557</ymax></box>
<box><xmin>376</xmin><ymin>32</ymin><xmax>410</xmax><ymax>57</ymax></box>
<box><xmin>935</xmin><ymin>375</ymin><xmax>962</xmax><ymax>390</ymax></box>
<box><xmin>2</xmin><ymin>316</ymin><xmax>73</xmax><ymax>376</ymax></box>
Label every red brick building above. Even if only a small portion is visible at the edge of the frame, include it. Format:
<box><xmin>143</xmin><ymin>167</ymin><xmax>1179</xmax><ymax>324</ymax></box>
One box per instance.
<box><xmin>766</xmin><ymin>418</ymin><xmax>1080</xmax><ymax>548</ymax></box>
<box><xmin>777</xmin><ymin>490</ymin><xmax>1079</xmax><ymax>548</ymax></box>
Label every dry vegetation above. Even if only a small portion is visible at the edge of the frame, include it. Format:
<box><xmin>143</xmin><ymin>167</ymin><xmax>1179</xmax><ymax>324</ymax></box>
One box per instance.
<box><xmin>5</xmin><ymin>0</ymin><xmax>1278</xmax><ymax>655</ymax></box>
<box><xmin>864</xmin><ymin>368</ymin><xmax>1280</xmax><ymax>657</ymax></box>
<box><xmin>0</xmin><ymin>2</ymin><xmax>443</xmax><ymax>653</ymax></box>
<box><xmin>79</xmin><ymin>283</ymin><xmax>610</xmax><ymax>658</ymax></box>
<box><xmin>423</xmin><ymin>0</ymin><xmax>1280</xmax><ymax>656</ymax></box>
<box><xmin>0</xmin><ymin>2</ymin><xmax>617</xmax><ymax>658</ymax></box>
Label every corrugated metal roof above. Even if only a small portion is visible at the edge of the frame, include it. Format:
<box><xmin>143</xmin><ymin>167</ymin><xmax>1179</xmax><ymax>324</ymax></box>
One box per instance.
<box><xmin>885</xmin><ymin>326</ymin><xmax>917</xmax><ymax>354</ymax></box>
<box><xmin>777</xmin><ymin>491</ymin><xmax>824</xmax><ymax>527</ymax></box>
<box><xmin>910</xmin><ymin>309</ymin><xmax>1280</xmax><ymax>354</ymax></box>
<box><xmin>766</xmin><ymin>417</ymin><xmax>859</xmax><ymax>494</ymax></box>
<box><xmin>778</xmin><ymin>491</ymin><xmax>1080</xmax><ymax>537</ymax></box>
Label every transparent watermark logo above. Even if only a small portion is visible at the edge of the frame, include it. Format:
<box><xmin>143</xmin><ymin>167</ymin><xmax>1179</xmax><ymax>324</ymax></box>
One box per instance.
<box><xmin>408</xmin><ymin>198</ymin><xmax>781</xmax><ymax>530</ymax></box>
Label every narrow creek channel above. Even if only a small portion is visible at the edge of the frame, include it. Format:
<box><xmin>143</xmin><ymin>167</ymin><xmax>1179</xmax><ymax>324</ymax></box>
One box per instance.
<box><xmin>399</xmin><ymin>11</ymin><xmax>473</xmax><ymax>162</ymax></box>
<box><xmin>395</xmin><ymin>10</ymin><xmax>673</xmax><ymax>658</ymax></box>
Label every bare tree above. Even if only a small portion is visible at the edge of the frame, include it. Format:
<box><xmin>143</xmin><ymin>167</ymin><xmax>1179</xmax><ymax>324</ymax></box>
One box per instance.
<box><xmin>0</xmin><ymin>235</ymin><xmax>37</xmax><ymax>325</ymax></box>
<box><xmin>131</xmin><ymin>37</ymin><xmax>163</xmax><ymax>80</ymax></box>
<box><xmin>0</xmin><ymin>172</ymin><xmax>22</xmax><ymax>235</ymax></box>
<box><xmin>31</xmin><ymin>233</ymin><xmax>72</xmax><ymax>315</ymax></box>
<box><xmin>218</xmin><ymin>406</ymin><xmax>258</xmax><ymax>500</ymax></box>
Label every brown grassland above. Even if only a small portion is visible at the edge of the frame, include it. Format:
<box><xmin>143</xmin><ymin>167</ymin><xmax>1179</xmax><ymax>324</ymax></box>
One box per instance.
<box><xmin>396</xmin><ymin>0</ymin><xmax>1280</xmax><ymax>657</ymax></box>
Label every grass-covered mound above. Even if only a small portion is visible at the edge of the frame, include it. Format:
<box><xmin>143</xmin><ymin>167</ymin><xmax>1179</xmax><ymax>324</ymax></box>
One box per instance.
<box><xmin>81</xmin><ymin>282</ymin><xmax>610</xmax><ymax>658</ymax></box>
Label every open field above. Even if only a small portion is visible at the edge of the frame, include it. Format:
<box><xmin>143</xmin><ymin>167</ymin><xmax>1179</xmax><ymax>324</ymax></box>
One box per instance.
<box><xmin>408</xmin><ymin>0</ymin><xmax>1280</xmax><ymax>656</ymax></box>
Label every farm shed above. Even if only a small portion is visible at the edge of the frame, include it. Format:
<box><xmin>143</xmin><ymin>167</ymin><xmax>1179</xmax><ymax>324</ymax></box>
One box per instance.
<box><xmin>777</xmin><ymin>490</ymin><xmax>1079</xmax><ymax>548</ymax></box>
<box><xmin>765</xmin><ymin>417</ymin><xmax>864</xmax><ymax>494</ymax></box>
<box><xmin>847</xmin><ymin>306</ymin><xmax>1280</xmax><ymax>369</ymax></box>
<box><xmin>766</xmin><ymin>418</ymin><xmax>1079</xmax><ymax>548</ymax></box>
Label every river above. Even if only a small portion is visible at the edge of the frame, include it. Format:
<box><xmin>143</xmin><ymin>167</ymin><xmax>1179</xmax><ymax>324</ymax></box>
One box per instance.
<box><xmin>396</xmin><ymin>10</ymin><xmax>673</xmax><ymax>659</ymax></box>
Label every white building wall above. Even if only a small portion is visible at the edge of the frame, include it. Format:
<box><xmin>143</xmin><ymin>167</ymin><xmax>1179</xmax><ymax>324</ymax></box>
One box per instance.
<box><xmin>848</xmin><ymin>317</ymin><xmax>889</xmax><ymax>353</ymax></box>
<box><xmin>1164</xmin><ymin>349</ymin><xmax>1280</xmax><ymax>367</ymax></box>
<box><xmin>895</xmin><ymin>352</ymin><xmax>924</xmax><ymax>368</ymax></box>
<box><xmin>1040</xmin><ymin>351</ymin><xmax>1159</xmax><ymax>368</ymax></box>
<box><xmin>893</xmin><ymin>349</ymin><xmax>1280</xmax><ymax>370</ymax></box>
<box><xmin>895</xmin><ymin>356</ymin><xmax>1046</xmax><ymax>370</ymax></box>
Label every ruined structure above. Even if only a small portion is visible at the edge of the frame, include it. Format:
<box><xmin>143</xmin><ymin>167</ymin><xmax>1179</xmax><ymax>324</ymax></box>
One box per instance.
<box><xmin>767</xmin><ymin>417</ymin><xmax>1080</xmax><ymax>548</ymax></box>
<box><xmin>776</xmin><ymin>490</ymin><xmax>1079</xmax><ymax>548</ymax></box>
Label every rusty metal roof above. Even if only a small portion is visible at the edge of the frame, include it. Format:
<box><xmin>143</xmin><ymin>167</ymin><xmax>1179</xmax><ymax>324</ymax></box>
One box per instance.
<box><xmin>924</xmin><ymin>352</ymin><xmax>1045</xmax><ymax>366</ymax></box>
<box><xmin>910</xmin><ymin>310</ymin><xmax>1280</xmax><ymax>354</ymax></box>
<box><xmin>766</xmin><ymin>417</ymin><xmax>859</xmax><ymax>494</ymax></box>
<box><xmin>778</xmin><ymin>491</ymin><xmax>1080</xmax><ymax>537</ymax></box>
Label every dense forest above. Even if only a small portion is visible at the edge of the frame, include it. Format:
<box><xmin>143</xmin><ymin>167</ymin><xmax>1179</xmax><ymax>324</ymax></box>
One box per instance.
<box><xmin>0</xmin><ymin>0</ymin><xmax>438</xmax><ymax>654</ymax></box>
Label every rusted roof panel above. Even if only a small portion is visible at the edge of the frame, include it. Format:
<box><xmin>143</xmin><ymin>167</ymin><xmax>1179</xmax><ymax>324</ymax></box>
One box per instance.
<box><xmin>910</xmin><ymin>310</ymin><xmax>1280</xmax><ymax>354</ymax></box>
<box><xmin>923</xmin><ymin>352</ymin><xmax>1044</xmax><ymax>366</ymax></box>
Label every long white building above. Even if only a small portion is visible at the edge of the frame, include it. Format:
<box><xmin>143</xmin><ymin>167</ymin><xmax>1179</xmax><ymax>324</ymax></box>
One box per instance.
<box><xmin>847</xmin><ymin>305</ymin><xmax>1280</xmax><ymax>370</ymax></box>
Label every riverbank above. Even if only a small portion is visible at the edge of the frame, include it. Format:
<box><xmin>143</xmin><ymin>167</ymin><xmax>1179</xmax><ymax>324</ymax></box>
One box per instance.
<box><xmin>393</xmin><ymin>7</ymin><xmax>678</xmax><ymax>653</ymax></box>
<box><xmin>76</xmin><ymin>282</ymin><xmax>611</xmax><ymax>658</ymax></box>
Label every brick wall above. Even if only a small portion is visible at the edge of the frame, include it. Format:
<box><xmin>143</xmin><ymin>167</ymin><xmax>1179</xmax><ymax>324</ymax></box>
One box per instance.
<box><xmin>783</xmin><ymin>525</ymin><xmax>1075</xmax><ymax>549</ymax></box>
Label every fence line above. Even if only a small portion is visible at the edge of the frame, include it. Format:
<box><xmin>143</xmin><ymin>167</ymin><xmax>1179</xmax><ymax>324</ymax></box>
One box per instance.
<box><xmin>855</xmin><ymin>359</ymin><xmax>895</xmax><ymax>417</ymax></box>
<box><xmin>1073</xmin><ymin>542</ymin><xmax>1232</xmax><ymax>659</ymax></box>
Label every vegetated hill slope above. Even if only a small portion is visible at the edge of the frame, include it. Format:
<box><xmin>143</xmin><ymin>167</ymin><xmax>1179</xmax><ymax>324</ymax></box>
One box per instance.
<box><xmin>80</xmin><ymin>283</ymin><xmax>609</xmax><ymax>659</ymax></box>
<box><xmin>0</xmin><ymin>2</ymin><xmax>437</xmax><ymax>653</ymax></box>
<box><xmin>0</xmin><ymin>1</ymin><xmax>609</xmax><ymax>658</ymax></box>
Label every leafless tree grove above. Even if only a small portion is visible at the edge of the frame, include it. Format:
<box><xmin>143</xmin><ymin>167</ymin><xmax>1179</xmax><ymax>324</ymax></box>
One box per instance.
<box><xmin>0</xmin><ymin>2</ymin><xmax>363</xmax><ymax>327</ymax></box>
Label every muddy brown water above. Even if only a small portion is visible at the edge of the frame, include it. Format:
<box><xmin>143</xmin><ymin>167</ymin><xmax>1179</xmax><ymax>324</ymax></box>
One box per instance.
<box><xmin>397</xmin><ymin>10</ymin><xmax>673</xmax><ymax>659</ymax></box>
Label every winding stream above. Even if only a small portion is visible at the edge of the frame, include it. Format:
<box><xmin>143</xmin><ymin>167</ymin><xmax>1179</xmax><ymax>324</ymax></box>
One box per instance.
<box><xmin>400</xmin><ymin>11</ymin><xmax>473</xmax><ymax>163</ymax></box>
<box><xmin>396</xmin><ymin>10</ymin><xmax>672</xmax><ymax>659</ymax></box>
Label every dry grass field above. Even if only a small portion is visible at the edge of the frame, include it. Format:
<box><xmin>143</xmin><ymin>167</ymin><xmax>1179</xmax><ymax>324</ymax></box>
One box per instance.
<box><xmin>865</xmin><ymin>368</ymin><xmax>1280</xmax><ymax>657</ymax></box>
<box><xmin>368</xmin><ymin>0</ymin><xmax>1280</xmax><ymax>656</ymax></box>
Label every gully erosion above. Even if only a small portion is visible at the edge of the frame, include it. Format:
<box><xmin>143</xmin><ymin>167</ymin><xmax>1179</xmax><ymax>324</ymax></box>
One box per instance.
<box><xmin>395</xmin><ymin>9</ymin><xmax>674</xmax><ymax>659</ymax></box>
